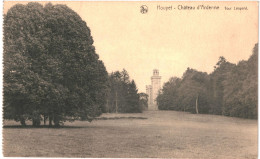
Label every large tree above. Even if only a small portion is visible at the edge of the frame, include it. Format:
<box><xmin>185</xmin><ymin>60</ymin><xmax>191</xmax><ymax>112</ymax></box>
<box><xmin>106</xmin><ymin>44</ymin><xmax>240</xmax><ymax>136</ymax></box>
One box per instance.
<box><xmin>209</xmin><ymin>56</ymin><xmax>236</xmax><ymax>115</ymax></box>
<box><xmin>157</xmin><ymin>69</ymin><xmax>210</xmax><ymax>114</ymax></box>
<box><xmin>157</xmin><ymin>77</ymin><xmax>182</xmax><ymax>110</ymax></box>
<box><xmin>4</xmin><ymin>2</ymin><xmax>108</xmax><ymax>126</ymax></box>
<box><xmin>221</xmin><ymin>44</ymin><xmax>258</xmax><ymax>118</ymax></box>
<box><xmin>105</xmin><ymin>69</ymin><xmax>142</xmax><ymax>113</ymax></box>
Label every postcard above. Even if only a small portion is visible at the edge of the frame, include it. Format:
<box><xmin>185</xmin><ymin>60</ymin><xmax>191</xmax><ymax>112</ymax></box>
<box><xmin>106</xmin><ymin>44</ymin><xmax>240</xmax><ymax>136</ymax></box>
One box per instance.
<box><xmin>3</xmin><ymin>1</ymin><xmax>258</xmax><ymax>158</ymax></box>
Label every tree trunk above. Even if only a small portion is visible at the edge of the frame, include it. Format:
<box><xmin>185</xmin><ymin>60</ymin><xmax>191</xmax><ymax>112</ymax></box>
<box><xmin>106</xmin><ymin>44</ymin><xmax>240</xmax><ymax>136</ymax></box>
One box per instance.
<box><xmin>106</xmin><ymin>99</ymin><xmax>109</xmax><ymax>113</ymax></box>
<box><xmin>32</xmin><ymin>119</ymin><xmax>40</xmax><ymax>127</ymax></box>
<box><xmin>20</xmin><ymin>117</ymin><xmax>26</xmax><ymax>126</ymax></box>
<box><xmin>32</xmin><ymin>112</ymin><xmax>41</xmax><ymax>127</ymax></box>
<box><xmin>43</xmin><ymin>115</ymin><xmax>46</xmax><ymax>125</ymax></box>
<box><xmin>115</xmin><ymin>91</ymin><xmax>118</xmax><ymax>113</ymax></box>
<box><xmin>196</xmin><ymin>95</ymin><xmax>199</xmax><ymax>114</ymax></box>
<box><xmin>49</xmin><ymin>115</ymin><xmax>53</xmax><ymax>127</ymax></box>
<box><xmin>53</xmin><ymin>115</ymin><xmax>60</xmax><ymax>127</ymax></box>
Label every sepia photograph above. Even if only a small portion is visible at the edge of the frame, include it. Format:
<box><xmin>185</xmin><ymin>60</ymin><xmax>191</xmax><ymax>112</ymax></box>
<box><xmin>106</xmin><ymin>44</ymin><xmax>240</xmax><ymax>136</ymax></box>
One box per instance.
<box><xmin>2</xmin><ymin>1</ymin><xmax>258</xmax><ymax>158</ymax></box>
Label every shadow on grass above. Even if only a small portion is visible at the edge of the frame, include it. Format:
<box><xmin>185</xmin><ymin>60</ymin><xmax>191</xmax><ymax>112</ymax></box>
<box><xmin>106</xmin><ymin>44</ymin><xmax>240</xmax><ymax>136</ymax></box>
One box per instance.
<box><xmin>94</xmin><ymin>116</ymin><xmax>148</xmax><ymax>120</ymax></box>
<box><xmin>3</xmin><ymin>117</ymin><xmax>147</xmax><ymax>129</ymax></box>
<box><xmin>3</xmin><ymin>125</ymin><xmax>96</xmax><ymax>129</ymax></box>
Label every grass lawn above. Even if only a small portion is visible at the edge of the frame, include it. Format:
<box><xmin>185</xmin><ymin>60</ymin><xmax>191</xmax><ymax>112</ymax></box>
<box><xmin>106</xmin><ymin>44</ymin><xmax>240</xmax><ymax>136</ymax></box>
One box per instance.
<box><xmin>3</xmin><ymin>111</ymin><xmax>257</xmax><ymax>158</ymax></box>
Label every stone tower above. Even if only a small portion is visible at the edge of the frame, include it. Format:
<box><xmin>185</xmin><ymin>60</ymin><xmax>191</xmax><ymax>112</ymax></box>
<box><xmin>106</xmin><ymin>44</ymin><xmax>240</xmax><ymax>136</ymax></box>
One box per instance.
<box><xmin>146</xmin><ymin>69</ymin><xmax>161</xmax><ymax>110</ymax></box>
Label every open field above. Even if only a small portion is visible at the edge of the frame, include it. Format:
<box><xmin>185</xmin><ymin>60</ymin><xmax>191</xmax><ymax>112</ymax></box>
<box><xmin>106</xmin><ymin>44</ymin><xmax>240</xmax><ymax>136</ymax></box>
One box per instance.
<box><xmin>3</xmin><ymin>111</ymin><xmax>257</xmax><ymax>158</ymax></box>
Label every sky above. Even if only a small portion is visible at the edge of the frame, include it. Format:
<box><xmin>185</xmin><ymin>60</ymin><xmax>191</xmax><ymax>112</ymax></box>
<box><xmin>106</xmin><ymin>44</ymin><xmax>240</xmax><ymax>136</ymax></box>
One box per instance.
<box><xmin>4</xmin><ymin>1</ymin><xmax>258</xmax><ymax>92</ymax></box>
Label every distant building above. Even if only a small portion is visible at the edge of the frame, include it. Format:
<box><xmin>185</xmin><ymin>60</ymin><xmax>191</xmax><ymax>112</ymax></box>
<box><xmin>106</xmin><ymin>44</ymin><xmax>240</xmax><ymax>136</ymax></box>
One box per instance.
<box><xmin>146</xmin><ymin>69</ymin><xmax>161</xmax><ymax>110</ymax></box>
<box><xmin>146</xmin><ymin>85</ymin><xmax>153</xmax><ymax>108</ymax></box>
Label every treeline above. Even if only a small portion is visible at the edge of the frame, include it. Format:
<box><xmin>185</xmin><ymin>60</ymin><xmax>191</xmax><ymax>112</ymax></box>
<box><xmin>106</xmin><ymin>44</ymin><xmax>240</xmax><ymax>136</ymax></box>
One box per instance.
<box><xmin>157</xmin><ymin>43</ymin><xmax>258</xmax><ymax>119</ymax></box>
<box><xmin>102</xmin><ymin>69</ymin><xmax>147</xmax><ymax>113</ymax></box>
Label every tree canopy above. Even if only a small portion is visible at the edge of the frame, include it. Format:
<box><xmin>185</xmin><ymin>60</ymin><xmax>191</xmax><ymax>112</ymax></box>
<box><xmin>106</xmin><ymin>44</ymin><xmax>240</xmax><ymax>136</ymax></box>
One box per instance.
<box><xmin>4</xmin><ymin>2</ymin><xmax>108</xmax><ymax>126</ymax></box>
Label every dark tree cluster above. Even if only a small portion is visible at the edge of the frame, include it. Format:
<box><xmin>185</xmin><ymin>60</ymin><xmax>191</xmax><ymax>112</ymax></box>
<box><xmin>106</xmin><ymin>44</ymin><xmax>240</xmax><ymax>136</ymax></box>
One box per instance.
<box><xmin>4</xmin><ymin>3</ymin><xmax>108</xmax><ymax>126</ymax></box>
<box><xmin>157</xmin><ymin>43</ymin><xmax>258</xmax><ymax>119</ymax></box>
<box><xmin>103</xmin><ymin>69</ymin><xmax>144</xmax><ymax>113</ymax></box>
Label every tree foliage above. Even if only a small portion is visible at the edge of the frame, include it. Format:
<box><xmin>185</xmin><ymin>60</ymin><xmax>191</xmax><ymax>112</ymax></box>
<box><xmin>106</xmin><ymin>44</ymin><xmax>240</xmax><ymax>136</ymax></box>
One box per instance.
<box><xmin>157</xmin><ymin>43</ymin><xmax>258</xmax><ymax>119</ymax></box>
<box><xmin>139</xmin><ymin>93</ymin><xmax>148</xmax><ymax>111</ymax></box>
<box><xmin>158</xmin><ymin>69</ymin><xmax>210</xmax><ymax>114</ymax></box>
<box><xmin>104</xmin><ymin>69</ymin><xmax>143</xmax><ymax>113</ymax></box>
<box><xmin>4</xmin><ymin>2</ymin><xmax>108</xmax><ymax>126</ymax></box>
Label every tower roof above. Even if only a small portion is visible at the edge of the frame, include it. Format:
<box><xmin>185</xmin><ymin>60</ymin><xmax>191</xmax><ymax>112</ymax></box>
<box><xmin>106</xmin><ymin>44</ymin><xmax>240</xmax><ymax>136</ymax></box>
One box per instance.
<box><xmin>153</xmin><ymin>69</ymin><xmax>159</xmax><ymax>76</ymax></box>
